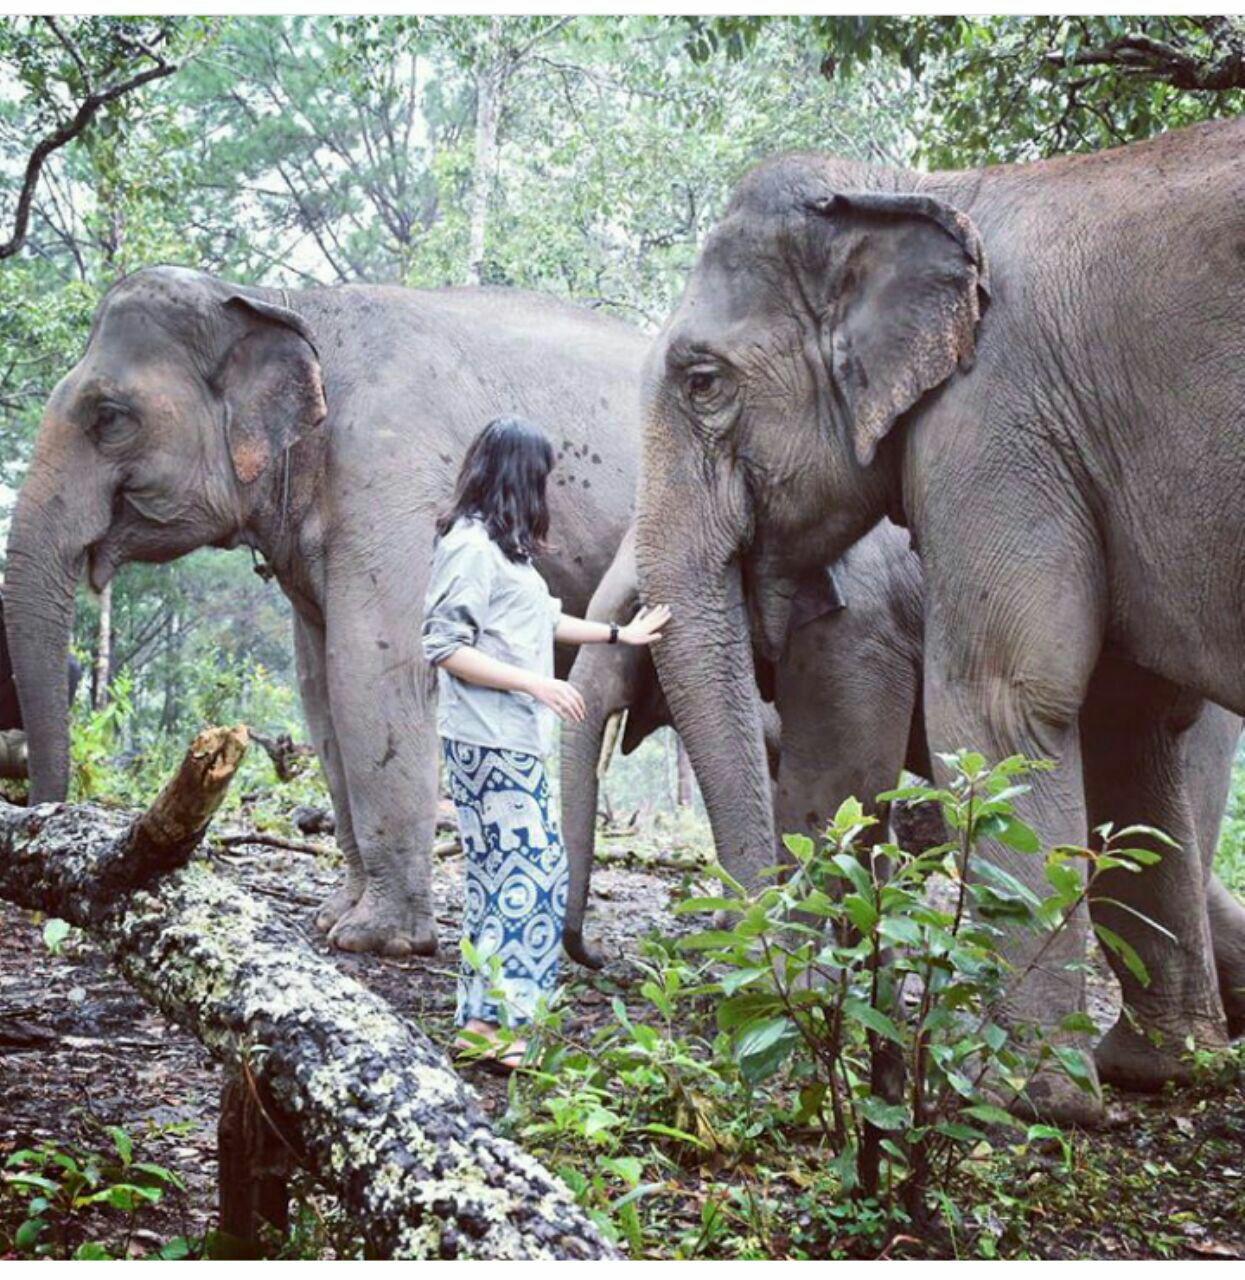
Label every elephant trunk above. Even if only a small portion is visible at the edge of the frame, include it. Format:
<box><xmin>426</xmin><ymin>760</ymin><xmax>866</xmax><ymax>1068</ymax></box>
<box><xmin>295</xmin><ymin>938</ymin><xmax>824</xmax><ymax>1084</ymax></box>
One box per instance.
<box><xmin>3</xmin><ymin>478</ymin><xmax>88</xmax><ymax>802</ymax></box>
<box><xmin>560</xmin><ymin>657</ymin><xmax>637</xmax><ymax>968</ymax></box>
<box><xmin>559</xmin><ymin>540</ymin><xmax>645</xmax><ymax>969</ymax></box>
<box><xmin>636</xmin><ymin>510</ymin><xmax>775</xmax><ymax>892</ymax></box>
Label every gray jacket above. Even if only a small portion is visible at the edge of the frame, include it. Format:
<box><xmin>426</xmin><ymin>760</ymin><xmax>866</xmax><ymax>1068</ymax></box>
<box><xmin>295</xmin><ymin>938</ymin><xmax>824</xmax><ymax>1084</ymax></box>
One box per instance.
<box><xmin>422</xmin><ymin>517</ymin><xmax>562</xmax><ymax>756</ymax></box>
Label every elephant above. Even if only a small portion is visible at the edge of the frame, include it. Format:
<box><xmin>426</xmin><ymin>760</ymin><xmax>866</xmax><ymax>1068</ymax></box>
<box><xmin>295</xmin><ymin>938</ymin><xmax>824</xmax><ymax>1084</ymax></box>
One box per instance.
<box><xmin>565</xmin><ymin>524</ymin><xmax>1245</xmax><ymax>1051</ymax></box>
<box><xmin>634</xmin><ymin>117</ymin><xmax>1245</xmax><ymax>1121</ymax></box>
<box><xmin>0</xmin><ymin>590</ymin><xmax>81</xmax><ymax>778</ymax></box>
<box><xmin>5</xmin><ymin>265</ymin><xmax>647</xmax><ymax>957</ymax></box>
<box><xmin>482</xmin><ymin>788</ymin><xmax>550</xmax><ymax>852</ymax></box>
<box><xmin>560</xmin><ymin>516</ymin><xmax>931</xmax><ymax>967</ymax></box>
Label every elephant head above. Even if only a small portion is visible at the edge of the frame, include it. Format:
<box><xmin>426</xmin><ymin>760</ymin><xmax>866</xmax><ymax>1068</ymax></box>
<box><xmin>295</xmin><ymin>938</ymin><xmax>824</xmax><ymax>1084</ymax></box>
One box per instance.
<box><xmin>4</xmin><ymin>266</ymin><xmax>327</xmax><ymax>801</ymax></box>
<box><xmin>636</xmin><ymin>154</ymin><xmax>987</xmax><ymax>886</ymax></box>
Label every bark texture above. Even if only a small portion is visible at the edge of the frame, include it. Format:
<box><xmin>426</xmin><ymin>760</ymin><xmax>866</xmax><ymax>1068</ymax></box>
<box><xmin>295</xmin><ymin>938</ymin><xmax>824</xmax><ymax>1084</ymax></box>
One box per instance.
<box><xmin>0</xmin><ymin>726</ymin><xmax>615</xmax><ymax>1260</ymax></box>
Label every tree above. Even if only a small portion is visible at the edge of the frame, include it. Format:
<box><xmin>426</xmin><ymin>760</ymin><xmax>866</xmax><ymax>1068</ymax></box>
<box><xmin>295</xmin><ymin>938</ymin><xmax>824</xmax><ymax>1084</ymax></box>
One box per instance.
<box><xmin>0</xmin><ymin>17</ymin><xmax>215</xmax><ymax>260</ymax></box>
<box><xmin>686</xmin><ymin>16</ymin><xmax>1245</xmax><ymax>166</ymax></box>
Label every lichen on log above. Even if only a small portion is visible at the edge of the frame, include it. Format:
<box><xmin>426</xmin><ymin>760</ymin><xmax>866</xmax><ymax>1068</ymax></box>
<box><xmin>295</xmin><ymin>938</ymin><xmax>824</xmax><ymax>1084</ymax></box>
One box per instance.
<box><xmin>0</xmin><ymin>725</ymin><xmax>615</xmax><ymax>1260</ymax></box>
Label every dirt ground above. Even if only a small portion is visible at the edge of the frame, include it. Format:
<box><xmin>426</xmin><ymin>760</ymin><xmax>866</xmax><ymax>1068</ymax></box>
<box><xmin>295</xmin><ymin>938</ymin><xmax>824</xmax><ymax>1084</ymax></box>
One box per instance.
<box><xmin>2</xmin><ymin>826</ymin><xmax>1243</xmax><ymax>1260</ymax></box>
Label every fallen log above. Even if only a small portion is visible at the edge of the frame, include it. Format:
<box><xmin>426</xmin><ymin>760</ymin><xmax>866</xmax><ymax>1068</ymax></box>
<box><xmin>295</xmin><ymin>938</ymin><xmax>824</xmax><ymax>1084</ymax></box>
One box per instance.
<box><xmin>0</xmin><ymin>725</ymin><xmax>615</xmax><ymax>1260</ymax></box>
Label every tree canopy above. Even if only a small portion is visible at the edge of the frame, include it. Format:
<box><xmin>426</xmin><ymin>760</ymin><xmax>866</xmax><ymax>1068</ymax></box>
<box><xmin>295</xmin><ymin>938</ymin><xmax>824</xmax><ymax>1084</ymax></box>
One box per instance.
<box><xmin>0</xmin><ymin>12</ymin><xmax>1241</xmax><ymax>754</ymax></box>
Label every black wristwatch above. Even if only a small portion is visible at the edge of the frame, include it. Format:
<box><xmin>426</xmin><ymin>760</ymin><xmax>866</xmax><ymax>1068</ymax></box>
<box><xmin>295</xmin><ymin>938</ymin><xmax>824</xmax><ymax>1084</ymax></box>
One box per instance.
<box><xmin>608</xmin><ymin>622</ymin><xmax>620</xmax><ymax>645</ymax></box>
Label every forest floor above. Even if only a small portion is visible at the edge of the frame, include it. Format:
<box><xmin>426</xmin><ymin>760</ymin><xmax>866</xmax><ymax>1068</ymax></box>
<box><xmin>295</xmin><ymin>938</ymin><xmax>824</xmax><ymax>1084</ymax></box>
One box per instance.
<box><xmin>1</xmin><ymin>813</ymin><xmax>1243</xmax><ymax>1260</ymax></box>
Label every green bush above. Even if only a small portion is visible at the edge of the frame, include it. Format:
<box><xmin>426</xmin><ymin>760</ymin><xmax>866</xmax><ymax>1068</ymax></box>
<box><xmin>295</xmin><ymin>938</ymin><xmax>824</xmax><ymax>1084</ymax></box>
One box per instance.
<box><xmin>500</xmin><ymin>751</ymin><xmax>1176</xmax><ymax>1256</ymax></box>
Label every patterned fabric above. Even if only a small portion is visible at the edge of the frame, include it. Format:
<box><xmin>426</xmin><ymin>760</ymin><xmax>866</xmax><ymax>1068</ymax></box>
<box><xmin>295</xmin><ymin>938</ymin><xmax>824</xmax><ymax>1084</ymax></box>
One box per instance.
<box><xmin>443</xmin><ymin>738</ymin><xmax>568</xmax><ymax>1027</ymax></box>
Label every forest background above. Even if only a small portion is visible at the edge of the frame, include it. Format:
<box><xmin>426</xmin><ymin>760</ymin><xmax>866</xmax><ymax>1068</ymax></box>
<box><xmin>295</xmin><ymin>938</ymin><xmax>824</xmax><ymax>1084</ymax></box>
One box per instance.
<box><xmin>1</xmin><ymin>13</ymin><xmax>1242</xmax><ymax>834</ymax></box>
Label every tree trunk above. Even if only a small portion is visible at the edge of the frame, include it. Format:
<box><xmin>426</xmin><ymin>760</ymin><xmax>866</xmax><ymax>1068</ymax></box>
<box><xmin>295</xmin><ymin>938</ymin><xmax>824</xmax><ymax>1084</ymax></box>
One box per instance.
<box><xmin>93</xmin><ymin>580</ymin><xmax>112</xmax><ymax>710</ymax></box>
<box><xmin>466</xmin><ymin>16</ymin><xmax>505</xmax><ymax>286</ymax></box>
<box><xmin>0</xmin><ymin>726</ymin><xmax>616</xmax><ymax>1261</ymax></box>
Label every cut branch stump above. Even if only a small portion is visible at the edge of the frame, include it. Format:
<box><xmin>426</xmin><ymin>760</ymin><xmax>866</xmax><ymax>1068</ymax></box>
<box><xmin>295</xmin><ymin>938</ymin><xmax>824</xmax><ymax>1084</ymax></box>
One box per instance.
<box><xmin>0</xmin><ymin>725</ymin><xmax>615</xmax><ymax>1260</ymax></box>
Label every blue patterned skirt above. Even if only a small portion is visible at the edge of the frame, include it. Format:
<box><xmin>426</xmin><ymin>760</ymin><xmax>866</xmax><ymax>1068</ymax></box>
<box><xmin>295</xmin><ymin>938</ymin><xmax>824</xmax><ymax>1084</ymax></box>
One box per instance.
<box><xmin>442</xmin><ymin>739</ymin><xmax>568</xmax><ymax>1027</ymax></box>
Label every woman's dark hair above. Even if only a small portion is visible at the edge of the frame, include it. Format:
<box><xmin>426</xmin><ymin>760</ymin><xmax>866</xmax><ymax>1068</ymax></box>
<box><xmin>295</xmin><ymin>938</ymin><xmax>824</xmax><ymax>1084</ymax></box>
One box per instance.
<box><xmin>436</xmin><ymin>415</ymin><xmax>556</xmax><ymax>562</ymax></box>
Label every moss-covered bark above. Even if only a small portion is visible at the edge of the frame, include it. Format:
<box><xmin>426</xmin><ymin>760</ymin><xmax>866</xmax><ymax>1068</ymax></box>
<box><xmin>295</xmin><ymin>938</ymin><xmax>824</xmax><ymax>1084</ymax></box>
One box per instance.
<box><xmin>0</xmin><ymin>758</ymin><xmax>615</xmax><ymax>1259</ymax></box>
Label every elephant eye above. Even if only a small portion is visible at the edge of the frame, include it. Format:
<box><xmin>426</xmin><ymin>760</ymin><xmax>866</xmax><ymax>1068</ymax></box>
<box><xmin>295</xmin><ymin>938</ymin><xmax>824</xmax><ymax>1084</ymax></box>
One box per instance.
<box><xmin>90</xmin><ymin>400</ymin><xmax>135</xmax><ymax>443</ymax></box>
<box><xmin>684</xmin><ymin>364</ymin><xmax>732</xmax><ymax>414</ymax></box>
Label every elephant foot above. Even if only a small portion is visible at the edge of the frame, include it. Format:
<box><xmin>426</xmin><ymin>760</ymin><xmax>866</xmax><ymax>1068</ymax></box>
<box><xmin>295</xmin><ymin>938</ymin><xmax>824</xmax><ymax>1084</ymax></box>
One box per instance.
<box><xmin>1094</xmin><ymin>1011</ymin><xmax>1228</xmax><ymax>1093</ymax></box>
<box><xmin>563</xmin><ymin>927</ymin><xmax>606</xmax><ymax>970</ymax></box>
<box><xmin>327</xmin><ymin>891</ymin><xmax>436</xmax><ymax>958</ymax></box>
<box><xmin>313</xmin><ymin>878</ymin><xmax>364</xmax><ymax>934</ymax></box>
<box><xmin>1009</xmin><ymin>1057</ymin><xmax>1105</xmax><ymax>1130</ymax></box>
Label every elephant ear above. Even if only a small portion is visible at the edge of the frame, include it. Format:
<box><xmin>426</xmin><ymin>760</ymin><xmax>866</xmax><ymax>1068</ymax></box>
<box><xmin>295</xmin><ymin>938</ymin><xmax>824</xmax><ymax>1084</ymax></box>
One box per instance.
<box><xmin>789</xmin><ymin>566</ymin><xmax>846</xmax><ymax>633</ymax></box>
<box><xmin>215</xmin><ymin>294</ymin><xmax>327</xmax><ymax>486</ymax></box>
<box><xmin>807</xmin><ymin>192</ymin><xmax>989</xmax><ymax>467</ymax></box>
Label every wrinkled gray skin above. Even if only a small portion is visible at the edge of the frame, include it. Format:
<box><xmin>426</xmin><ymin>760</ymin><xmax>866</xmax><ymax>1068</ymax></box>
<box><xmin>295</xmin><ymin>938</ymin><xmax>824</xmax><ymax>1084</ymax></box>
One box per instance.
<box><xmin>561</xmin><ymin>518</ymin><xmax>931</xmax><ymax>967</ymax></box>
<box><xmin>5</xmin><ymin>266</ymin><xmax>645</xmax><ymax>957</ymax></box>
<box><xmin>636</xmin><ymin>118</ymin><xmax>1245</xmax><ymax>1122</ymax></box>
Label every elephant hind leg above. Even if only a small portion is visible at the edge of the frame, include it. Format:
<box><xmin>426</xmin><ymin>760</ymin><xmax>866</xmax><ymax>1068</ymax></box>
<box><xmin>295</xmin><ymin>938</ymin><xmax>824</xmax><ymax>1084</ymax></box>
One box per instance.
<box><xmin>1209</xmin><ymin>875</ymin><xmax>1245</xmax><ymax>1038</ymax></box>
<box><xmin>294</xmin><ymin>617</ymin><xmax>366</xmax><ymax>933</ymax></box>
<box><xmin>1081</xmin><ymin>658</ymin><xmax>1228</xmax><ymax>1091</ymax></box>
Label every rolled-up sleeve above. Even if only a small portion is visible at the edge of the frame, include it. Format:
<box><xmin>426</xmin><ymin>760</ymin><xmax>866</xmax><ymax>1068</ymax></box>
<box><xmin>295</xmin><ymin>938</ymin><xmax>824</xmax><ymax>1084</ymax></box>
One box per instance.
<box><xmin>422</xmin><ymin>531</ymin><xmax>494</xmax><ymax>666</ymax></box>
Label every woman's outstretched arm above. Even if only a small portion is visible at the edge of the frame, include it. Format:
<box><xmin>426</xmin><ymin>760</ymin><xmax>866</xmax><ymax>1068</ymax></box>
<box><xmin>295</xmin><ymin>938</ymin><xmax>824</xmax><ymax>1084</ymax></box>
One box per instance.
<box><xmin>555</xmin><ymin>604</ymin><xmax>671</xmax><ymax>647</ymax></box>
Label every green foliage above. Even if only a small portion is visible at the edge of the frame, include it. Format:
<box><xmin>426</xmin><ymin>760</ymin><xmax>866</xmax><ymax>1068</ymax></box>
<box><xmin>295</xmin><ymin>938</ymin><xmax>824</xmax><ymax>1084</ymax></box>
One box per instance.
<box><xmin>1213</xmin><ymin>757</ymin><xmax>1245</xmax><ymax>898</ymax></box>
<box><xmin>495</xmin><ymin>752</ymin><xmax>1179</xmax><ymax>1256</ymax></box>
<box><xmin>690</xmin><ymin>16</ymin><xmax>1245</xmax><ymax>166</ymax></box>
<box><xmin>0</xmin><ymin>1122</ymin><xmax>189</xmax><ymax>1260</ymax></box>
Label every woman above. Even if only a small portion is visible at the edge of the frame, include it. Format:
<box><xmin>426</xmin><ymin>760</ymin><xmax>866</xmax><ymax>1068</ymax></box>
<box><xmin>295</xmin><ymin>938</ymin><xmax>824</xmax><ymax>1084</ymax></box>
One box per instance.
<box><xmin>422</xmin><ymin>415</ymin><xmax>669</xmax><ymax>1068</ymax></box>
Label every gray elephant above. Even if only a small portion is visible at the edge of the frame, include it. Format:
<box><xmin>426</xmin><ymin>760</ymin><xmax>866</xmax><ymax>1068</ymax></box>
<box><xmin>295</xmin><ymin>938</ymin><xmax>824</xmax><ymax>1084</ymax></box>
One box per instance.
<box><xmin>482</xmin><ymin>787</ymin><xmax>550</xmax><ymax>852</ymax></box>
<box><xmin>5</xmin><ymin>265</ymin><xmax>646</xmax><ymax>957</ymax></box>
<box><xmin>565</xmin><ymin>524</ymin><xmax>1245</xmax><ymax>1056</ymax></box>
<box><xmin>560</xmin><ymin>517</ymin><xmax>930</xmax><ymax>967</ymax></box>
<box><xmin>635</xmin><ymin>118</ymin><xmax>1245</xmax><ymax>1121</ymax></box>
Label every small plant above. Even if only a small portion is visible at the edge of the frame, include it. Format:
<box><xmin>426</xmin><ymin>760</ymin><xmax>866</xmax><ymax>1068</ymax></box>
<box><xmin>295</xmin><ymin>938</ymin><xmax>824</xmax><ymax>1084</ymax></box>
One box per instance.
<box><xmin>1</xmin><ymin>1123</ymin><xmax>189</xmax><ymax>1259</ymax></box>
<box><xmin>676</xmin><ymin>750</ymin><xmax>1172</xmax><ymax>1231</ymax></box>
<box><xmin>68</xmin><ymin>670</ymin><xmax>135</xmax><ymax>802</ymax></box>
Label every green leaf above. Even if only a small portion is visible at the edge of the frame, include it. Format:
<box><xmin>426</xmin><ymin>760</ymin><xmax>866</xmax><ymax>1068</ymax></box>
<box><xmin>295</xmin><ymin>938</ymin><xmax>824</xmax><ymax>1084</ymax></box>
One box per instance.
<box><xmin>106</xmin><ymin>1125</ymin><xmax>133</xmax><ymax>1166</ymax></box>
<box><xmin>642</xmin><ymin>1123</ymin><xmax>708</xmax><ymax>1149</ymax></box>
<box><xmin>842</xmin><ymin>999</ymin><xmax>905</xmax><ymax>1045</ymax></box>
<box><xmin>782</xmin><ymin>832</ymin><xmax>815</xmax><ymax>862</ymax></box>
<box><xmin>962</xmin><ymin>1103</ymin><xmax>1026</xmax><ymax>1131</ymax></box>
<box><xmin>42</xmin><ymin>918</ymin><xmax>71</xmax><ymax>954</ymax></box>
<box><xmin>878</xmin><ymin>915</ymin><xmax>922</xmax><ymax>946</ymax></box>
<box><xmin>719</xmin><ymin>966</ymin><xmax>770</xmax><ymax>996</ymax></box>
<box><xmin>935</xmin><ymin>1121</ymin><xmax>987</xmax><ymax>1142</ymax></box>
<box><xmin>830</xmin><ymin>852</ymin><xmax>873</xmax><ymax>900</ymax></box>
<box><xmin>1092</xmin><ymin>923</ymin><xmax>1151</xmax><ymax>987</ymax></box>
<box><xmin>1088</xmin><ymin>897</ymin><xmax>1176</xmax><ymax>943</ymax></box>
<box><xmin>1045</xmin><ymin>859</ymin><xmax>1082</xmax><ymax>900</ymax></box>
<box><xmin>735</xmin><ymin>1016</ymin><xmax>799</xmax><ymax>1083</ymax></box>
<box><xmin>672</xmin><ymin>896</ymin><xmax>738</xmax><ymax>915</ymax></box>
<box><xmin>858</xmin><ymin>1096</ymin><xmax>909</xmax><ymax>1130</ymax></box>
<box><xmin>74</xmin><ymin>1242</ymin><xmax>113</xmax><ymax>1261</ymax></box>
<box><xmin>995</xmin><ymin>817</ymin><xmax>1040</xmax><ymax>853</ymax></box>
<box><xmin>15</xmin><ymin>1218</ymin><xmax>46</xmax><ymax>1251</ymax></box>
<box><xmin>612</xmin><ymin>1181</ymin><xmax>665</xmax><ymax>1212</ymax></box>
<box><xmin>677</xmin><ymin>930</ymin><xmax>745</xmax><ymax>951</ymax></box>
<box><xmin>842</xmin><ymin>893</ymin><xmax>878</xmax><ymax>934</ymax></box>
<box><xmin>1052</xmin><ymin>1045</ymin><xmax>1099</xmax><ymax>1094</ymax></box>
<box><xmin>1058</xmin><ymin>1012</ymin><xmax>1098</xmax><ymax>1036</ymax></box>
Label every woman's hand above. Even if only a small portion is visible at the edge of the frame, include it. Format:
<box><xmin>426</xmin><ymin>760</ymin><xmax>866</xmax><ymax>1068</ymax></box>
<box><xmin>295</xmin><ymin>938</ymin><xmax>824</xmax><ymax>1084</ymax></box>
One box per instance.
<box><xmin>619</xmin><ymin>604</ymin><xmax>671</xmax><ymax>646</ymax></box>
<box><xmin>528</xmin><ymin>676</ymin><xmax>588</xmax><ymax>723</ymax></box>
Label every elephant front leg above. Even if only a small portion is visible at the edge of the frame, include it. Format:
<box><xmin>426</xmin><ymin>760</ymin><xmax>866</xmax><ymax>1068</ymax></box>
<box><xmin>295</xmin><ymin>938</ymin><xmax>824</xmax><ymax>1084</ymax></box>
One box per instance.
<box><xmin>321</xmin><ymin>624</ymin><xmax>439</xmax><ymax>958</ymax></box>
<box><xmin>293</xmin><ymin>617</ymin><xmax>366</xmax><ymax>934</ymax></box>
<box><xmin>921</xmin><ymin>538</ymin><xmax>1107</xmax><ymax>1127</ymax></box>
<box><xmin>1081</xmin><ymin>664</ymin><xmax>1229</xmax><ymax>1090</ymax></box>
